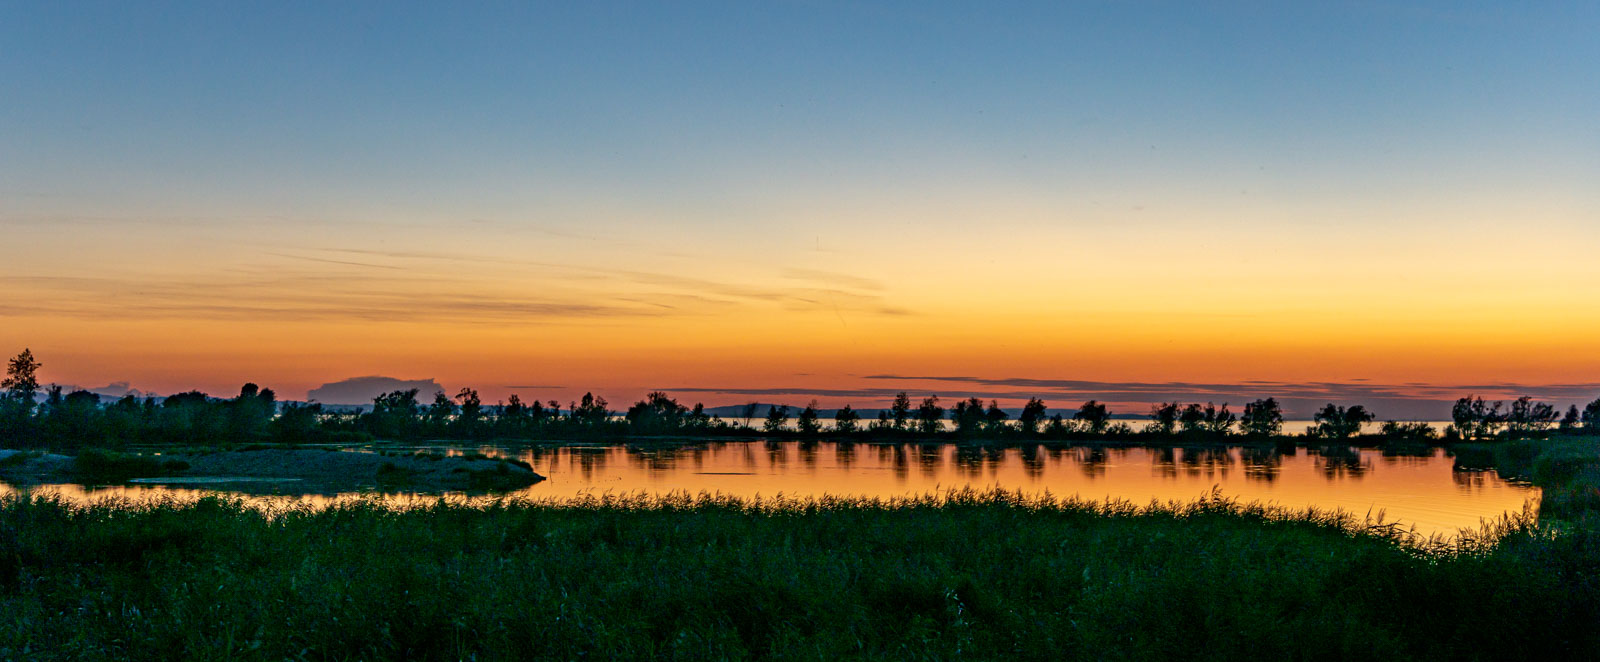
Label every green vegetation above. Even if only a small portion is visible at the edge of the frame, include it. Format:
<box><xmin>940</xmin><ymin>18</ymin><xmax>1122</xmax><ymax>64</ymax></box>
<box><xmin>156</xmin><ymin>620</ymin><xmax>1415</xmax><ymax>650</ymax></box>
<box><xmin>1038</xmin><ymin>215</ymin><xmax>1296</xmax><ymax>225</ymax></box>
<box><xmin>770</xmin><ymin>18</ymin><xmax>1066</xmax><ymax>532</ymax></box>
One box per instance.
<box><xmin>1455</xmin><ymin>437</ymin><xmax>1600</xmax><ymax>526</ymax></box>
<box><xmin>69</xmin><ymin>449</ymin><xmax>189</xmax><ymax>482</ymax></box>
<box><xmin>0</xmin><ymin>489</ymin><xmax>1593</xmax><ymax>660</ymax></box>
<box><xmin>378</xmin><ymin>450</ymin><xmax>540</xmax><ymax>491</ymax></box>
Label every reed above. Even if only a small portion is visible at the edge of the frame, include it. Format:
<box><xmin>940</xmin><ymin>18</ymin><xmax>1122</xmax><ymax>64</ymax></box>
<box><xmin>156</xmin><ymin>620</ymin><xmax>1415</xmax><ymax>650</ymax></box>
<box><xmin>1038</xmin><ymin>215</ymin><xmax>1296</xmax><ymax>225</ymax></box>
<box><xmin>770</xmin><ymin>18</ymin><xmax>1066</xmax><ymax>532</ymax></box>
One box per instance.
<box><xmin>0</xmin><ymin>489</ymin><xmax>1594</xmax><ymax>660</ymax></box>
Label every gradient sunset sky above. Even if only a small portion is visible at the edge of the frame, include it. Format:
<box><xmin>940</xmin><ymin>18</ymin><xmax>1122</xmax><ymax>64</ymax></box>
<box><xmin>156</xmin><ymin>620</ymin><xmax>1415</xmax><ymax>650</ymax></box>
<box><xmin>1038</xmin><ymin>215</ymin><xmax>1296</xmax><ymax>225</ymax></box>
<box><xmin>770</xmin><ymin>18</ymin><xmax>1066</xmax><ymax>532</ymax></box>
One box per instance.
<box><xmin>3</xmin><ymin>2</ymin><xmax>1597</xmax><ymax>417</ymax></box>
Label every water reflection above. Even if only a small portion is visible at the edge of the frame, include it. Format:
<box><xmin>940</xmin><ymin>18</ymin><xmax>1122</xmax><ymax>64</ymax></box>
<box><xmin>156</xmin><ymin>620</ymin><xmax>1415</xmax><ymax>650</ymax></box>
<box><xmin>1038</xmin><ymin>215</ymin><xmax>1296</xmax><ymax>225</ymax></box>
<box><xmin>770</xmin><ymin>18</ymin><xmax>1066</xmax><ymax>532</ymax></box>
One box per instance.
<box><xmin>1074</xmin><ymin>447</ymin><xmax>1108</xmax><ymax>479</ymax></box>
<box><xmin>954</xmin><ymin>445</ymin><xmax>984</xmax><ymax>475</ymax></box>
<box><xmin>1179</xmin><ymin>447</ymin><xmax>1233</xmax><ymax>479</ymax></box>
<box><xmin>886</xmin><ymin>445</ymin><xmax>907</xmax><ymax>480</ymax></box>
<box><xmin>1239</xmin><ymin>447</ymin><xmax>1282</xmax><ymax>483</ymax></box>
<box><xmin>1313</xmin><ymin>445</ymin><xmax>1371</xmax><ymax>480</ymax></box>
<box><xmin>835</xmin><ymin>441</ymin><xmax>856</xmax><ymax>469</ymax></box>
<box><xmin>916</xmin><ymin>443</ymin><xmax>942</xmax><ymax>476</ymax></box>
<box><xmin>0</xmin><ymin>442</ymin><xmax>1539</xmax><ymax>539</ymax></box>
<box><xmin>798</xmin><ymin>441</ymin><xmax>819</xmax><ymax>470</ymax></box>
<box><xmin>1018</xmin><ymin>444</ymin><xmax>1044</xmax><ymax>478</ymax></box>
<box><xmin>1154</xmin><ymin>448</ymin><xmax>1178</xmax><ymax>478</ymax></box>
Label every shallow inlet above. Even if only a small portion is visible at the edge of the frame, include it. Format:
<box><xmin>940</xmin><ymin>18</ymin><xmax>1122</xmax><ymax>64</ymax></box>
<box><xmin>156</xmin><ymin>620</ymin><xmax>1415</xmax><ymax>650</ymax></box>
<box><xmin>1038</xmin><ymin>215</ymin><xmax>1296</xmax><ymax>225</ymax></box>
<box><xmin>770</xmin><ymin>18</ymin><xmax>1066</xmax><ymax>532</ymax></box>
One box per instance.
<box><xmin>0</xmin><ymin>442</ymin><xmax>1537</xmax><ymax>539</ymax></box>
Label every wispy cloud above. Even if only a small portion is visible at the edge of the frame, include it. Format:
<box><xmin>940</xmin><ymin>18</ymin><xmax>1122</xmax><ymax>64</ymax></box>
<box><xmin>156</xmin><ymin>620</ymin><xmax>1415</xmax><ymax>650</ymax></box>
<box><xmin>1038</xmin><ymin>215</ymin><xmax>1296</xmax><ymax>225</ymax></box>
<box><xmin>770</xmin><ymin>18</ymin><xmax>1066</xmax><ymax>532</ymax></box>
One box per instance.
<box><xmin>0</xmin><ymin>272</ymin><xmax>661</xmax><ymax>324</ymax></box>
<box><xmin>308</xmin><ymin>248</ymin><xmax>914</xmax><ymax>317</ymax></box>
<box><xmin>267</xmin><ymin>253</ymin><xmax>409</xmax><ymax>271</ymax></box>
<box><xmin>781</xmin><ymin>268</ymin><xmax>886</xmax><ymax>292</ymax></box>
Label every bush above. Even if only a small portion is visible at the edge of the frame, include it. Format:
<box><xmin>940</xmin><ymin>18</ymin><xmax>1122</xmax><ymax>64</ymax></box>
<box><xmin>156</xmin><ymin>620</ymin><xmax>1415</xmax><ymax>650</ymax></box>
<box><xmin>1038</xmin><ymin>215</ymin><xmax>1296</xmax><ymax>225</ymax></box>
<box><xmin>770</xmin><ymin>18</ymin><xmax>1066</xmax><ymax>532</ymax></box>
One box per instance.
<box><xmin>1534</xmin><ymin>445</ymin><xmax>1600</xmax><ymax>488</ymax></box>
<box><xmin>70</xmin><ymin>449</ymin><xmax>187</xmax><ymax>482</ymax></box>
<box><xmin>1380</xmin><ymin>421</ymin><xmax>1439</xmax><ymax>443</ymax></box>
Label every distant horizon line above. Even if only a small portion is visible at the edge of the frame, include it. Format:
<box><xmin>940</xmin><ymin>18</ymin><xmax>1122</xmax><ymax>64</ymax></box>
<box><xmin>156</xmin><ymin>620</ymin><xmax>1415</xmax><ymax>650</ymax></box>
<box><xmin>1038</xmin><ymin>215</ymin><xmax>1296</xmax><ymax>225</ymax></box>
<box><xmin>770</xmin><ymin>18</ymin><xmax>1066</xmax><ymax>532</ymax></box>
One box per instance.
<box><xmin>27</xmin><ymin>382</ymin><xmax>1599</xmax><ymax>423</ymax></box>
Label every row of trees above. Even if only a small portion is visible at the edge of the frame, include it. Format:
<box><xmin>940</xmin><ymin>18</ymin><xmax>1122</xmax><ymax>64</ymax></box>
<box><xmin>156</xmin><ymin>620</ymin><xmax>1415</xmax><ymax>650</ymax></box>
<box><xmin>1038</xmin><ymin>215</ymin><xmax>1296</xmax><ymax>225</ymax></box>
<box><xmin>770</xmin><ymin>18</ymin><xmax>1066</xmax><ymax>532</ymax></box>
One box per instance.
<box><xmin>1449</xmin><ymin>395</ymin><xmax>1587</xmax><ymax>440</ymax></box>
<box><xmin>0</xmin><ymin>381</ymin><xmax>291</xmax><ymax>449</ymax></box>
<box><xmin>6</xmin><ymin>348</ymin><xmax>1600</xmax><ymax>448</ymax></box>
<box><xmin>750</xmin><ymin>396</ymin><xmax>1378</xmax><ymax>441</ymax></box>
<box><xmin>348</xmin><ymin>387</ymin><xmax>622</xmax><ymax>440</ymax></box>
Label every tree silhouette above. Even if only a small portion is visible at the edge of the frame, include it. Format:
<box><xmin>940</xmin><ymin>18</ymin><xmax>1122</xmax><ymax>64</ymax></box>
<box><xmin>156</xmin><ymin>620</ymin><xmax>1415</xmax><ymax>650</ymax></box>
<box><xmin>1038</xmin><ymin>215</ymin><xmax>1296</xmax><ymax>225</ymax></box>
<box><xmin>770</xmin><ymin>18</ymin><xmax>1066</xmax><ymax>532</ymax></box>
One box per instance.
<box><xmin>796</xmin><ymin>401</ymin><xmax>822</xmax><ymax>435</ymax></box>
<box><xmin>1505</xmin><ymin>396</ymin><xmax>1557</xmax><ymax>439</ymax></box>
<box><xmin>984</xmin><ymin>400</ymin><xmax>1009</xmax><ymax>432</ymax></box>
<box><xmin>372</xmin><ymin>388</ymin><xmax>423</xmax><ymax>439</ymax></box>
<box><xmin>273</xmin><ymin>401</ymin><xmax>324</xmax><ymax>443</ymax></box>
<box><xmin>1178</xmin><ymin>403</ymin><xmax>1207</xmax><ymax>434</ymax></box>
<box><xmin>1017</xmin><ymin>398</ymin><xmax>1047</xmax><ymax>434</ymax></box>
<box><xmin>688</xmin><ymin>403</ymin><xmax>711</xmax><ymax>429</ymax></box>
<box><xmin>1147</xmin><ymin>402</ymin><xmax>1180</xmax><ymax>435</ymax></box>
<box><xmin>424</xmin><ymin>391</ymin><xmax>456</xmax><ymax>433</ymax></box>
<box><xmin>1380</xmin><ymin>420</ymin><xmax>1438</xmax><ymax>443</ymax></box>
<box><xmin>626</xmin><ymin>391</ymin><xmax>688</xmax><ymax>434</ymax></box>
<box><xmin>763</xmin><ymin>405</ymin><xmax>790</xmax><ymax>433</ymax></box>
<box><xmin>228</xmin><ymin>383</ymin><xmax>276</xmax><ymax>440</ymax></box>
<box><xmin>915</xmin><ymin>396</ymin><xmax>944</xmax><ymax>434</ymax></box>
<box><xmin>1309</xmin><ymin>404</ymin><xmax>1374</xmax><ymax>439</ymax></box>
<box><xmin>891</xmin><ymin>392</ymin><xmax>913</xmax><ymax>431</ymax></box>
<box><xmin>101</xmin><ymin>394</ymin><xmax>146</xmax><ymax>445</ymax></box>
<box><xmin>1201</xmin><ymin>403</ymin><xmax>1235</xmax><ymax>435</ymax></box>
<box><xmin>3</xmin><ymin>348</ymin><xmax>42</xmax><ymax>414</ymax></box>
<box><xmin>572</xmin><ymin>392</ymin><xmax>609</xmax><ymax>427</ymax></box>
<box><xmin>44</xmin><ymin>389</ymin><xmax>103</xmax><ymax>449</ymax></box>
<box><xmin>834</xmin><ymin>405</ymin><xmax>860</xmax><ymax>434</ymax></box>
<box><xmin>500</xmin><ymin>394</ymin><xmax>529</xmax><ymax>435</ymax></box>
<box><xmin>1451</xmin><ymin>396</ymin><xmax>1505</xmax><ymax>440</ymax></box>
<box><xmin>1559</xmin><ymin>405</ymin><xmax>1581</xmax><ymax>431</ymax></box>
<box><xmin>950</xmin><ymin>397</ymin><xmax>986</xmax><ymax>436</ymax></box>
<box><xmin>1073</xmin><ymin>401</ymin><xmax>1111</xmax><ymax>435</ymax></box>
<box><xmin>455</xmin><ymin>388</ymin><xmax>484</xmax><ymax>434</ymax></box>
<box><xmin>160</xmin><ymin>390</ymin><xmax>227</xmax><ymax>444</ymax></box>
<box><xmin>1240</xmin><ymin>398</ymin><xmax>1283</xmax><ymax>437</ymax></box>
<box><xmin>740</xmin><ymin>402</ymin><xmax>760</xmax><ymax>429</ymax></box>
<box><xmin>1046</xmin><ymin>414</ymin><xmax>1067</xmax><ymax>435</ymax></box>
<box><xmin>1580</xmin><ymin>397</ymin><xmax>1600</xmax><ymax>432</ymax></box>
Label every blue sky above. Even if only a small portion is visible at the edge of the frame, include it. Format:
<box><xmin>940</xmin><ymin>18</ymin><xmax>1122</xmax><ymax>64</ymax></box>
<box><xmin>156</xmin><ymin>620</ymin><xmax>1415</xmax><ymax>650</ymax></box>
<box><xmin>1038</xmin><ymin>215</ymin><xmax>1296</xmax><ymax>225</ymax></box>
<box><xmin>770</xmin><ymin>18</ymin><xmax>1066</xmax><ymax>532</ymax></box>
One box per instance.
<box><xmin>7</xmin><ymin>1</ymin><xmax>1595</xmax><ymax>226</ymax></box>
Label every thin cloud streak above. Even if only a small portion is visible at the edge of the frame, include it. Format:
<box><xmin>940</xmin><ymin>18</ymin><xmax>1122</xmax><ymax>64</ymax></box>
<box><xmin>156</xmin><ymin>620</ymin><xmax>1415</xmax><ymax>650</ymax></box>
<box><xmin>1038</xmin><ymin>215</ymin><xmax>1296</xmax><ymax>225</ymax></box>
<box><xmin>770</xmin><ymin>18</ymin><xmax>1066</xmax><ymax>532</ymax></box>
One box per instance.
<box><xmin>307</xmin><ymin>248</ymin><xmax>914</xmax><ymax>318</ymax></box>
<box><xmin>781</xmin><ymin>268</ymin><xmax>886</xmax><ymax>292</ymax></box>
<box><xmin>0</xmin><ymin>272</ymin><xmax>663</xmax><ymax>323</ymax></box>
<box><xmin>267</xmin><ymin>253</ymin><xmax>409</xmax><ymax>271</ymax></box>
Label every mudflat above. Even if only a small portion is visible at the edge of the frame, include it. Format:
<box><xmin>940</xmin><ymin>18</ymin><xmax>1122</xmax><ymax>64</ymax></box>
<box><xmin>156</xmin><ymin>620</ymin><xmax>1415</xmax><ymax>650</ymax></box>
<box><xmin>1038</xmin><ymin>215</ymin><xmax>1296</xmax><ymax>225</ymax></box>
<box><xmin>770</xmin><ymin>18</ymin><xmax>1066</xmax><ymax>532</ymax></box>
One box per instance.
<box><xmin>0</xmin><ymin>448</ymin><xmax>544</xmax><ymax>493</ymax></box>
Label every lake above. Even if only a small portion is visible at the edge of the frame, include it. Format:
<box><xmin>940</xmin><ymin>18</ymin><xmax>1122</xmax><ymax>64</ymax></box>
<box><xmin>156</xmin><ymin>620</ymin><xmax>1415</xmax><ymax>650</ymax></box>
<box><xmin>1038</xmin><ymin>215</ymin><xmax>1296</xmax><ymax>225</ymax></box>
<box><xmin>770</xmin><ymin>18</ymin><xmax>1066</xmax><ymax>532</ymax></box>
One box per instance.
<box><xmin>0</xmin><ymin>440</ymin><xmax>1537</xmax><ymax>539</ymax></box>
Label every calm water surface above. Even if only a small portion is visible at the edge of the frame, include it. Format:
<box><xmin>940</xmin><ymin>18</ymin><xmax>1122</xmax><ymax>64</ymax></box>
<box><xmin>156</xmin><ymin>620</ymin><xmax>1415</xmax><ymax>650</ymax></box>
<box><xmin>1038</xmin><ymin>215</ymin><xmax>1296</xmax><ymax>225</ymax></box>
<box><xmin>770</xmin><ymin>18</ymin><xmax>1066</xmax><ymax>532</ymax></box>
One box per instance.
<box><xmin>1</xmin><ymin>441</ymin><xmax>1536</xmax><ymax>538</ymax></box>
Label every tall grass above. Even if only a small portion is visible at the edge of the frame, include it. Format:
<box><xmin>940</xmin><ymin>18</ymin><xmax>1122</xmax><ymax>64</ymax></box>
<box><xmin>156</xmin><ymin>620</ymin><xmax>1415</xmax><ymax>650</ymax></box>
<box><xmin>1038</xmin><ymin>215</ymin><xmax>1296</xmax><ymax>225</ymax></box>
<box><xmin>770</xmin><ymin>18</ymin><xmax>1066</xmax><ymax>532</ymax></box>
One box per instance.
<box><xmin>0</xmin><ymin>489</ymin><xmax>1594</xmax><ymax>661</ymax></box>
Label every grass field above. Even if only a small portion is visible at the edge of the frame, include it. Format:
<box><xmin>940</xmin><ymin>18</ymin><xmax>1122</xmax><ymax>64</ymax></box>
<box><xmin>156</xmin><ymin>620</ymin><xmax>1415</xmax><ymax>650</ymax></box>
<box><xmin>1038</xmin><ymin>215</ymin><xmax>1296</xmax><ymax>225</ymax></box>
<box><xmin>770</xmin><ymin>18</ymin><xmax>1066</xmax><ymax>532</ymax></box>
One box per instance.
<box><xmin>1</xmin><ymin>489</ymin><xmax>1596</xmax><ymax>661</ymax></box>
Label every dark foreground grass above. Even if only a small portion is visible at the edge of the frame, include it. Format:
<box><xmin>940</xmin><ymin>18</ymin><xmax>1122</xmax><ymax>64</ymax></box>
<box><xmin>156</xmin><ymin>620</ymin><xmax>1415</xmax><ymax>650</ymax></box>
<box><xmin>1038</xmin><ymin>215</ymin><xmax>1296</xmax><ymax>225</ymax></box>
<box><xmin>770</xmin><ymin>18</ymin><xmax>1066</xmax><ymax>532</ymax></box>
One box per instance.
<box><xmin>0</xmin><ymin>490</ymin><xmax>1594</xmax><ymax>661</ymax></box>
<box><xmin>1455</xmin><ymin>437</ymin><xmax>1600</xmax><ymax>524</ymax></box>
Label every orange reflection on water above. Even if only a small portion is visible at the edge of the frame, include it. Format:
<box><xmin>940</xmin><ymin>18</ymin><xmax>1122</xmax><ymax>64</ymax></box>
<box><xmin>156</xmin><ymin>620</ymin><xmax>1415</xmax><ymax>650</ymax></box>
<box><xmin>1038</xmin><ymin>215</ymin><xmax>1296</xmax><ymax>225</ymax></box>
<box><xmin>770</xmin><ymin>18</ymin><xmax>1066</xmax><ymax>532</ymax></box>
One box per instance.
<box><xmin>505</xmin><ymin>442</ymin><xmax>1537</xmax><ymax>538</ymax></box>
<box><xmin>0</xmin><ymin>443</ymin><xmax>1538</xmax><ymax>539</ymax></box>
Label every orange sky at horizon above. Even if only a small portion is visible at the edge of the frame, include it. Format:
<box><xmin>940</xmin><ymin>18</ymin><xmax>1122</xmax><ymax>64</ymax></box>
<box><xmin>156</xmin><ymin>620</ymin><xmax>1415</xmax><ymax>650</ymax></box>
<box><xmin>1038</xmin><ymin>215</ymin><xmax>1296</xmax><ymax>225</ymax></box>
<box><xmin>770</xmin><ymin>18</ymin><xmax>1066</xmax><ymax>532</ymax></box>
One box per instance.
<box><xmin>7</xmin><ymin>211</ymin><xmax>1599</xmax><ymax>413</ymax></box>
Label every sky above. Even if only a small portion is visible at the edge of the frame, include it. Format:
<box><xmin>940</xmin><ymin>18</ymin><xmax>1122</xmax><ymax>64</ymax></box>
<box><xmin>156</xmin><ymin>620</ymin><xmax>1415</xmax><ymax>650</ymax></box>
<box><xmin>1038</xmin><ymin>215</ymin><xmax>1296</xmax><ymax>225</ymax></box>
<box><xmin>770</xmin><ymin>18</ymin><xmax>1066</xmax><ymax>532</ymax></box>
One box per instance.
<box><xmin>3</xmin><ymin>1</ymin><xmax>1598</xmax><ymax>418</ymax></box>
